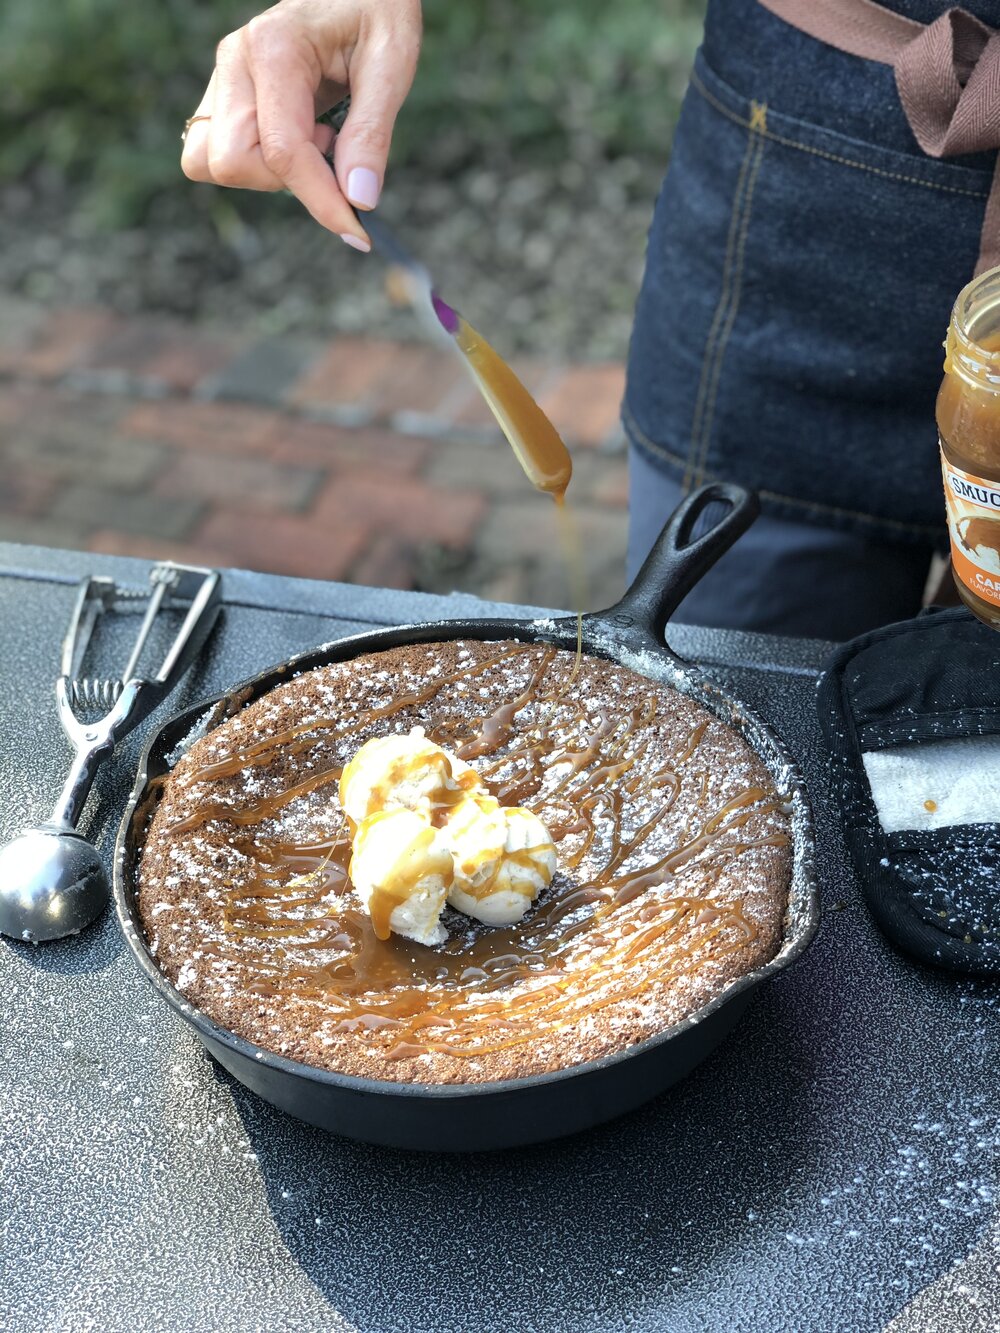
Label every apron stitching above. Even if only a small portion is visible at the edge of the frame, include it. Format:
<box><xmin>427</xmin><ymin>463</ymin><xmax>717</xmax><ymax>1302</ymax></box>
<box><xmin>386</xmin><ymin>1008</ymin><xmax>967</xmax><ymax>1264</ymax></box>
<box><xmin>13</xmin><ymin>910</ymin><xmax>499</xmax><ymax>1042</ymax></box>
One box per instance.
<box><xmin>623</xmin><ymin>404</ymin><xmax>942</xmax><ymax>536</ymax></box>
<box><xmin>768</xmin><ymin>124</ymin><xmax>991</xmax><ymax>197</ymax></box>
<box><xmin>623</xmin><ymin>401</ymin><xmax>694</xmax><ymax>469</ymax></box>
<box><xmin>690</xmin><ymin>67</ymin><xmax>991</xmax><ymax>200</ymax></box>
<box><xmin>692</xmin><ymin>112</ymin><xmax>768</xmax><ymax>489</ymax></box>
<box><xmin>754</xmin><ymin>485</ymin><xmax>941</xmax><ymax>535</ymax></box>
<box><xmin>683</xmin><ymin>104</ymin><xmax>760</xmax><ymax>494</ymax></box>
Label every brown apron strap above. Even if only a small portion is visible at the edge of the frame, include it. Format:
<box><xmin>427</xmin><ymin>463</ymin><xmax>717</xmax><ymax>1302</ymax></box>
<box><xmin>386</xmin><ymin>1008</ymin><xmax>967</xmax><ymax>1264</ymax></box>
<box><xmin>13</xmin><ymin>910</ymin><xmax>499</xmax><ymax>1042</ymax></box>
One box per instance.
<box><xmin>757</xmin><ymin>0</ymin><xmax>1000</xmax><ymax>273</ymax></box>
<box><xmin>758</xmin><ymin>0</ymin><xmax>922</xmax><ymax>60</ymax></box>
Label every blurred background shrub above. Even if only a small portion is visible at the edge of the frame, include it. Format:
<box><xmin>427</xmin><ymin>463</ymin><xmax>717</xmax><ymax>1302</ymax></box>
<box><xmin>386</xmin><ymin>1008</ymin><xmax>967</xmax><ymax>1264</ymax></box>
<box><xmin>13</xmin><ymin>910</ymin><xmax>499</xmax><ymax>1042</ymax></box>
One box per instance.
<box><xmin>0</xmin><ymin>0</ymin><xmax>253</xmax><ymax>229</ymax></box>
<box><xmin>0</xmin><ymin>0</ymin><xmax>703</xmax><ymax>223</ymax></box>
<box><xmin>0</xmin><ymin>0</ymin><xmax>706</xmax><ymax>355</ymax></box>
<box><xmin>0</xmin><ymin>0</ymin><xmax>707</xmax><ymax>595</ymax></box>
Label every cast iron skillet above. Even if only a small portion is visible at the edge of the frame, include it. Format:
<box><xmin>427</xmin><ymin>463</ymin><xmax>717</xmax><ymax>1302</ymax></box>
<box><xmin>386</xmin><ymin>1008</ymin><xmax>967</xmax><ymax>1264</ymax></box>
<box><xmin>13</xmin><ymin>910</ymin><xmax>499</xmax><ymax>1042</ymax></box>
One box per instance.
<box><xmin>114</xmin><ymin>483</ymin><xmax>819</xmax><ymax>1152</ymax></box>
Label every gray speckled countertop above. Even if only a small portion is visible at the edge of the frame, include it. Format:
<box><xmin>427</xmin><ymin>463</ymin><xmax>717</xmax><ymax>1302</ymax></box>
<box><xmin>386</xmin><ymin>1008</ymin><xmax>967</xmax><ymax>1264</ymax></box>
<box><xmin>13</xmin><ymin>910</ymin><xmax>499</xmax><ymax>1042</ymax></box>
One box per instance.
<box><xmin>3</xmin><ymin>543</ymin><xmax>998</xmax><ymax>1333</ymax></box>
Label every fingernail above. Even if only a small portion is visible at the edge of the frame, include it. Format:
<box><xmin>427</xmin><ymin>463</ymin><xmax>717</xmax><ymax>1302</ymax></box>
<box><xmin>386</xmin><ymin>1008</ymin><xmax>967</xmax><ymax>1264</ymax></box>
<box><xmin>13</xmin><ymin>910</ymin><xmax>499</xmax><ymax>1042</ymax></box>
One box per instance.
<box><xmin>340</xmin><ymin>233</ymin><xmax>371</xmax><ymax>253</ymax></box>
<box><xmin>346</xmin><ymin>167</ymin><xmax>380</xmax><ymax>210</ymax></box>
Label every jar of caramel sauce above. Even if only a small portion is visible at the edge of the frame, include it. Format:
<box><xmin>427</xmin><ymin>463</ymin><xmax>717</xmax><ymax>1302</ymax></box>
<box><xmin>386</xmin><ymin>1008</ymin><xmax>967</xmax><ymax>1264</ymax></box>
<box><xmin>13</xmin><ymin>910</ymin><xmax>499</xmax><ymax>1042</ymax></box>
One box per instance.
<box><xmin>937</xmin><ymin>266</ymin><xmax>1000</xmax><ymax>628</ymax></box>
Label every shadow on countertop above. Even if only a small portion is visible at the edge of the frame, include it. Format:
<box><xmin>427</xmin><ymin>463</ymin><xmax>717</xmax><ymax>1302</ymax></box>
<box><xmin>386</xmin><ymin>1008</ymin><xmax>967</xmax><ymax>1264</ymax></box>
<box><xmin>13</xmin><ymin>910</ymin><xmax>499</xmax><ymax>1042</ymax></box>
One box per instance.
<box><xmin>222</xmin><ymin>984</ymin><xmax>828</xmax><ymax>1333</ymax></box>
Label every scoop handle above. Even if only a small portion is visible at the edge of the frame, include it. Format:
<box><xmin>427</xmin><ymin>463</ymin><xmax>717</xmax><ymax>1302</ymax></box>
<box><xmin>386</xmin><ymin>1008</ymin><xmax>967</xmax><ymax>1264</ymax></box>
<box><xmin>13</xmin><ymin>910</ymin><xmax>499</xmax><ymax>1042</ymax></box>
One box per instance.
<box><xmin>602</xmin><ymin>483</ymin><xmax>759</xmax><ymax>650</ymax></box>
<box><xmin>50</xmin><ymin>679</ymin><xmax>144</xmax><ymax>829</ymax></box>
<box><xmin>49</xmin><ymin>741</ymin><xmax>112</xmax><ymax>831</ymax></box>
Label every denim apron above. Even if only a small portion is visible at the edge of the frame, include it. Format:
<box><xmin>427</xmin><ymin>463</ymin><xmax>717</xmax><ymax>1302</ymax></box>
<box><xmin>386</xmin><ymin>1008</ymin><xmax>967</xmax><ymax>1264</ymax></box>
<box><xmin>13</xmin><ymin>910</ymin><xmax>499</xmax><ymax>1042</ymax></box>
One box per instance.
<box><xmin>623</xmin><ymin>0</ymin><xmax>1000</xmax><ymax>636</ymax></box>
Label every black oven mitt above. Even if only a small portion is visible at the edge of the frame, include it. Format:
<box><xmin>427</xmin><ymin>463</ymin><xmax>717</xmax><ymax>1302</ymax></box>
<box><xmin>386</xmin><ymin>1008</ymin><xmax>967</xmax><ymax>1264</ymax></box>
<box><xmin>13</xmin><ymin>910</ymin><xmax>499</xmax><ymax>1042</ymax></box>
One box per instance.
<box><xmin>817</xmin><ymin>605</ymin><xmax>1000</xmax><ymax>976</ymax></box>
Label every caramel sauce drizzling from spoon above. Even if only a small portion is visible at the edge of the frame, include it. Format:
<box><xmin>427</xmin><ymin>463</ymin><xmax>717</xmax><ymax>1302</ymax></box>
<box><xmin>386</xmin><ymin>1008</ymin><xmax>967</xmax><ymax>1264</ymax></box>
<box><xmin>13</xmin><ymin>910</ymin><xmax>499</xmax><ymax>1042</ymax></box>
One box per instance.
<box><xmin>431</xmin><ymin>293</ymin><xmax>585</xmax><ymax>673</ymax></box>
<box><xmin>432</xmin><ymin>294</ymin><xmax>573</xmax><ymax>500</ymax></box>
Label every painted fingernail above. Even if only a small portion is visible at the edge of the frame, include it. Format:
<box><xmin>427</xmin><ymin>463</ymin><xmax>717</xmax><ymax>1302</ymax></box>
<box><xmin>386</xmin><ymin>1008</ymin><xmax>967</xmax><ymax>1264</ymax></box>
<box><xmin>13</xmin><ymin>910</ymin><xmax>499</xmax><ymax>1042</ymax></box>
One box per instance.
<box><xmin>346</xmin><ymin>167</ymin><xmax>380</xmax><ymax>210</ymax></box>
<box><xmin>340</xmin><ymin>233</ymin><xmax>371</xmax><ymax>253</ymax></box>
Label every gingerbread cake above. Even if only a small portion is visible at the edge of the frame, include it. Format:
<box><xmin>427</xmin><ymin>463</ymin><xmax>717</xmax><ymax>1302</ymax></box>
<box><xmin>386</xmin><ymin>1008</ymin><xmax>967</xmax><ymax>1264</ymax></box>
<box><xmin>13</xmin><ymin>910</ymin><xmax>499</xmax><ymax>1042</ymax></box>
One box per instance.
<box><xmin>136</xmin><ymin>640</ymin><xmax>793</xmax><ymax>1084</ymax></box>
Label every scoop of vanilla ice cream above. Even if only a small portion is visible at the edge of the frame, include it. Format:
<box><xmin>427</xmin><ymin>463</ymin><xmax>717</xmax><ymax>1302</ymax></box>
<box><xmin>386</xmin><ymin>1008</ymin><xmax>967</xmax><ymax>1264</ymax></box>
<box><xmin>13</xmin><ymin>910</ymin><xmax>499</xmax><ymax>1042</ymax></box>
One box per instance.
<box><xmin>350</xmin><ymin>809</ymin><xmax>454</xmax><ymax>947</ymax></box>
<box><xmin>342</xmin><ymin>729</ymin><xmax>558</xmax><ymax>942</ymax></box>
<box><xmin>339</xmin><ymin>727</ymin><xmax>478</xmax><ymax>824</ymax></box>
<box><xmin>447</xmin><ymin>806</ymin><xmax>556</xmax><ymax>926</ymax></box>
<box><xmin>443</xmin><ymin>793</ymin><xmax>508</xmax><ymax>896</ymax></box>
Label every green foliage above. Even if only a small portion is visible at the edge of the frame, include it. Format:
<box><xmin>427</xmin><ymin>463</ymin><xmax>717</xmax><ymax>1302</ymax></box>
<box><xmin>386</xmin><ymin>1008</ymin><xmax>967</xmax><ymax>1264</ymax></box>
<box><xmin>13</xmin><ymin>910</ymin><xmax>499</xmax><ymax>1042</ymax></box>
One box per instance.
<box><xmin>0</xmin><ymin>0</ymin><xmax>704</xmax><ymax>226</ymax></box>
<box><xmin>405</xmin><ymin>0</ymin><xmax>705</xmax><ymax>170</ymax></box>
<box><xmin>0</xmin><ymin>0</ymin><xmax>253</xmax><ymax>226</ymax></box>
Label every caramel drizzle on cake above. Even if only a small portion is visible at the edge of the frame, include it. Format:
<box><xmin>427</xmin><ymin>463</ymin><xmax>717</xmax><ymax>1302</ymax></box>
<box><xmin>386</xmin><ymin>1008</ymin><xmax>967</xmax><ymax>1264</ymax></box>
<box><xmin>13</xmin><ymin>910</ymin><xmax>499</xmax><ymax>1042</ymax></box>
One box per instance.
<box><xmin>159</xmin><ymin>644</ymin><xmax>789</xmax><ymax>1062</ymax></box>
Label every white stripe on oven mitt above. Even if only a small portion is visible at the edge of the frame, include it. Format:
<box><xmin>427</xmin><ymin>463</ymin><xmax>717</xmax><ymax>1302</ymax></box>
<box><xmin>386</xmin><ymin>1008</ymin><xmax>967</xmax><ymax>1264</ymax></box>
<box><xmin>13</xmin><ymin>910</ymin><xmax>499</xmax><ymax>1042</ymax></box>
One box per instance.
<box><xmin>862</xmin><ymin>736</ymin><xmax>1000</xmax><ymax>833</ymax></box>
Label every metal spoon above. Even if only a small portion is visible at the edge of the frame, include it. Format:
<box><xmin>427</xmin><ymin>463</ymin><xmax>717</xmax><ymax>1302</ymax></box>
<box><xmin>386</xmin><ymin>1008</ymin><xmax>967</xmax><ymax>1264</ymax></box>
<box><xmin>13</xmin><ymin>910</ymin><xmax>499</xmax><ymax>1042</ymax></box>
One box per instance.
<box><xmin>0</xmin><ymin>563</ymin><xmax>221</xmax><ymax>942</ymax></box>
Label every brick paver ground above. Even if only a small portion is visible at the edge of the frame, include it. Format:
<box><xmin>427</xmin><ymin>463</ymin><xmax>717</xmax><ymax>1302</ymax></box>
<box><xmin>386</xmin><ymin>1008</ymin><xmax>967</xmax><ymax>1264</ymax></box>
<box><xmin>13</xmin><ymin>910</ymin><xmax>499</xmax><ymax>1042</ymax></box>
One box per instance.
<box><xmin>0</xmin><ymin>297</ymin><xmax>628</xmax><ymax>610</ymax></box>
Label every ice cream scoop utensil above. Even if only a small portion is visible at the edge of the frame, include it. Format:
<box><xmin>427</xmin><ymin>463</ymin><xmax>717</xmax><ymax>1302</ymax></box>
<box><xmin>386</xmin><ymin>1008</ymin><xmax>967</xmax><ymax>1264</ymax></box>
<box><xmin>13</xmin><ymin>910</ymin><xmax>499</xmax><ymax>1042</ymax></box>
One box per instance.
<box><xmin>0</xmin><ymin>562</ymin><xmax>221</xmax><ymax>943</ymax></box>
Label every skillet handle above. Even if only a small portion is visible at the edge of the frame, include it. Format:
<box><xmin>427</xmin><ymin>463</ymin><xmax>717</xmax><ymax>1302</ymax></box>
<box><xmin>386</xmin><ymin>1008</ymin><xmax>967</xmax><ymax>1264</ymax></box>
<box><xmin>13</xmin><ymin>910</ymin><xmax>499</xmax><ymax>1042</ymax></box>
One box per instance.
<box><xmin>601</xmin><ymin>483</ymin><xmax>759</xmax><ymax>649</ymax></box>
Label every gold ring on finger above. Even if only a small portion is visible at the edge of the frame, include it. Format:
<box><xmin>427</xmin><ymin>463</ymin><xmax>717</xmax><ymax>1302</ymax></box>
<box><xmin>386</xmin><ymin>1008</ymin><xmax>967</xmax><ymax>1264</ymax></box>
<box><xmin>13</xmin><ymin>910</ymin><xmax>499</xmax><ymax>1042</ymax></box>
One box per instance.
<box><xmin>181</xmin><ymin>114</ymin><xmax>211</xmax><ymax>143</ymax></box>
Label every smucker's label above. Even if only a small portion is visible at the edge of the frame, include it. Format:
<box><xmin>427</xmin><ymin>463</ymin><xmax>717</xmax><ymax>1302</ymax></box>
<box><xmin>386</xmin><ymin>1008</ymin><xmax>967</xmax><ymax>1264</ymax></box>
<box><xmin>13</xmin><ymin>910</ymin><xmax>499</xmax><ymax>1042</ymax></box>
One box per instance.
<box><xmin>941</xmin><ymin>447</ymin><xmax>1000</xmax><ymax>607</ymax></box>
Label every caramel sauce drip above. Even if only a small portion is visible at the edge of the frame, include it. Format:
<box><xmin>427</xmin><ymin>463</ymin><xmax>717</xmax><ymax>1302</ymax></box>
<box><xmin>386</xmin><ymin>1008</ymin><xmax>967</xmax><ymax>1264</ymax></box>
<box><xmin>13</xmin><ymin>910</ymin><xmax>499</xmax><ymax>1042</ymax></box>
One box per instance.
<box><xmin>165</xmin><ymin>645</ymin><xmax>789</xmax><ymax>1061</ymax></box>
<box><xmin>358</xmin><ymin>819</ymin><xmax>452</xmax><ymax>941</ymax></box>
<box><xmin>458</xmin><ymin>829</ymin><xmax>556</xmax><ymax>901</ymax></box>
<box><xmin>448</xmin><ymin>305</ymin><xmax>586</xmax><ymax>678</ymax></box>
<box><xmin>168</xmin><ymin>644</ymin><xmax>533</xmax><ymax>833</ymax></box>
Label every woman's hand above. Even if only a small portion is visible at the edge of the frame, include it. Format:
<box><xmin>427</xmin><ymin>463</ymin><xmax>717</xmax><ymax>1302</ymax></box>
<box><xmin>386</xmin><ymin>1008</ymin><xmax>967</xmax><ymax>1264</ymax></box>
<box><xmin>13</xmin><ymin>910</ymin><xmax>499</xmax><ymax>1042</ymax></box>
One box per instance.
<box><xmin>180</xmin><ymin>0</ymin><xmax>422</xmax><ymax>250</ymax></box>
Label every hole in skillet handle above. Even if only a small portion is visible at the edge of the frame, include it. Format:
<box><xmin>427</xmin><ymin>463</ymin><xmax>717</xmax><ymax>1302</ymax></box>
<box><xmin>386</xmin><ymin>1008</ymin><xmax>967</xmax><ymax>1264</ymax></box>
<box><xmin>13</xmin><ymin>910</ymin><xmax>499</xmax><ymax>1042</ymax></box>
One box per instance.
<box><xmin>601</xmin><ymin>483</ymin><xmax>760</xmax><ymax>657</ymax></box>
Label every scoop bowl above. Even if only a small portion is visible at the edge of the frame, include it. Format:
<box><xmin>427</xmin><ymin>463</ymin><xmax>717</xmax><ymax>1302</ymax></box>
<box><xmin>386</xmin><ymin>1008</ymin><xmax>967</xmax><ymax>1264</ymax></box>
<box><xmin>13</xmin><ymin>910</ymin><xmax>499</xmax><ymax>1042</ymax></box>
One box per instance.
<box><xmin>0</xmin><ymin>824</ymin><xmax>109</xmax><ymax>943</ymax></box>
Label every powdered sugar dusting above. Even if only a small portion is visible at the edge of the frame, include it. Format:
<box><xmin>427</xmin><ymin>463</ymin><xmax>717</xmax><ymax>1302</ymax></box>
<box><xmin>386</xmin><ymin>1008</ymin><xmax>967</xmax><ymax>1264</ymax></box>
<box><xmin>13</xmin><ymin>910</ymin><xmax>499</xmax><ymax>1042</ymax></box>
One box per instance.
<box><xmin>136</xmin><ymin>640</ymin><xmax>794</xmax><ymax>1084</ymax></box>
